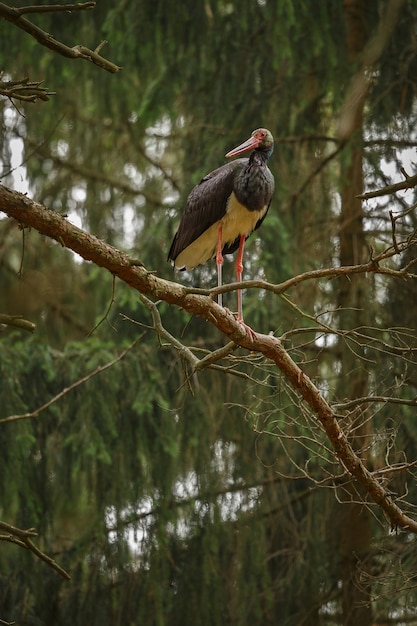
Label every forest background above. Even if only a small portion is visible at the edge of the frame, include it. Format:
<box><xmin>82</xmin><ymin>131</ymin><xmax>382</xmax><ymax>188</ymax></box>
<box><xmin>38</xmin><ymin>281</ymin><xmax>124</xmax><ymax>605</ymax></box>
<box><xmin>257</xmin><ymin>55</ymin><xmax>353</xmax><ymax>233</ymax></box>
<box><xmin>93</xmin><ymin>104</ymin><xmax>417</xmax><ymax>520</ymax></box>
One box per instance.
<box><xmin>1</xmin><ymin>1</ymin><xmax>417</xmax><ymax>625</ymax></box>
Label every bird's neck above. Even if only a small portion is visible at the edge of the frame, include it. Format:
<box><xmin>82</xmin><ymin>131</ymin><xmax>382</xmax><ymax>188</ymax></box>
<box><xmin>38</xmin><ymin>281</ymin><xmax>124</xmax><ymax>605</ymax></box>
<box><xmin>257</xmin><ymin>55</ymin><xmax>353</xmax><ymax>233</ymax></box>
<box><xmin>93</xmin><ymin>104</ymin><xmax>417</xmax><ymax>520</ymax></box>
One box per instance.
<box><xmin>234</xmin><ymin>153</ymin><xmax>273</xmax><ymax>212</ymax></box>
<box><xmin>250</xmin><ymin>150</ymin><xmax>271</xmax><ymax>166</ymax></box>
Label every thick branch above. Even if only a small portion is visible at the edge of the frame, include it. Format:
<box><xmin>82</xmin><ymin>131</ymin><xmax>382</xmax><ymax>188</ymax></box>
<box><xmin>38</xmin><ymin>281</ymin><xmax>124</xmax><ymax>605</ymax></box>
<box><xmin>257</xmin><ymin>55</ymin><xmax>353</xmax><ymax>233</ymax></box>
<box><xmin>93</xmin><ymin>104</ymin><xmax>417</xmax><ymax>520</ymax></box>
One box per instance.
<box><xmin>1</xmin><ymin>183</ymin><xmax>417</xmax><ymax>532</ymax></box>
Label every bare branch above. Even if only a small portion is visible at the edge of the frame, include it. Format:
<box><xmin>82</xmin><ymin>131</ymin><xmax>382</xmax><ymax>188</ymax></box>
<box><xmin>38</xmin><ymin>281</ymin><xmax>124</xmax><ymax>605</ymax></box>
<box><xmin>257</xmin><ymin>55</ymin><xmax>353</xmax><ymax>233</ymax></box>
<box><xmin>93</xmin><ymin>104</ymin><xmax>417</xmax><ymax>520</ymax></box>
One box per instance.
<box><xmin>1</xmin><ymin>183</ymin><xmax>417</xmax><ymax>533</ymax></box>
<box><xmin>0</xmin><ymin>338</ymin><xmax>139</xmax><ymax>424</ymax></box>
<box><xmin>0</xmin><ymin>76</ymin><xmax>55</xmax><ymax>103</ymax></box>
<box><xmin>290</xmin><ymin>143</ymin><xmax>345</xmax><ymax>209</ymax></box>
<box><xmin>358</xmin><ymin>172</ymin><xmax>417</xmax><ymax>200</ymax></box>
<box><xmin>0</xmin><ymin>2</ymin><xmax>121</xmax><ymax>74</ymax></box>
<box><xmin>0</xmin><ymin>521</ymin><xmax>70</xmax><ymax>580</ymax></box>
<box><xmin>23</xmin><ymin>136</ymin><xmax>157</xmax><ymax>200</ymax></box>
<box><xmin>189</xmin><ymin>246</ymin><xmax>417</xmax><ymax>301</ymax></box>
<box><xmin>0</xmin><ymin>521</ymin><xmax>38</xmax><ymax>538</ymax></box>
<box><xmin>88</xmin><ymin>274</ymin><xmax>117</xmax><ymax>335</ymax></box>
<box><xmin>334</xmin><ymin>395</ymin><xmax>417</xmax><ymax>411</ymax></box>
<box><xmin>121</xmin><ymin>295</ymin><xmax>246</xmax><ymax>379</ymax></box>
<box><xmin>13</xmin><ymin>2</ymin><xmax>96</xmax><ymax>15</ymax></box>
<box><xmin>0</xmin><ymin>313</ymin><xmax>35</xmax><ymax>332</ymax></box>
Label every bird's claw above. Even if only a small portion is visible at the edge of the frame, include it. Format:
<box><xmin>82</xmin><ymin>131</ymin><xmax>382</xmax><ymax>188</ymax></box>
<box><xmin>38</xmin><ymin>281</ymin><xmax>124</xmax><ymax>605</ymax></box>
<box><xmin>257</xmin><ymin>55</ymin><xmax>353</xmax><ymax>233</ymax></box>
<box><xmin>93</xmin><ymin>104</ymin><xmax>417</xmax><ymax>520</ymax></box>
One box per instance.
<box><xmin>224</xmin><ymin>308</ymin><xmax>257</xmax><ymax>341</ymax></box>
<box><xmin>237</xmin><ymin>319</ymin><xmax>257</xmax><ymax>341</ymax></box>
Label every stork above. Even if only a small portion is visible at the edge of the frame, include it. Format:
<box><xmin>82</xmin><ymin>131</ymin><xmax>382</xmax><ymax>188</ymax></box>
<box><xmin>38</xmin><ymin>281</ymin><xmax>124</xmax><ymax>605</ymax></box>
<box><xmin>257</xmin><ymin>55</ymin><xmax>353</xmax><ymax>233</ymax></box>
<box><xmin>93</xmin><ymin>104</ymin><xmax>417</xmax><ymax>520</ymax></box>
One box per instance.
<box><xmin>168</xmin><ymin>128</ymin><xmax>274</xmax><ymax>331</ymax></box>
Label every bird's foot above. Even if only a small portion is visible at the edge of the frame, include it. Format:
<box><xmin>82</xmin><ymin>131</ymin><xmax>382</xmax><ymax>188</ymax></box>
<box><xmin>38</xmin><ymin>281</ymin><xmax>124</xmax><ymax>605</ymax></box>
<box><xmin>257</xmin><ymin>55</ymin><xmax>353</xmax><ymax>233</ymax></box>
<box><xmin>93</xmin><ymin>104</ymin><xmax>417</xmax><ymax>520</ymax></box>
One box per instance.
<box><xmin>224</xmin><ymin>308</ymin><xmax>257</xmax><ymax>341</ymax></box>
<box><xmin>237</xmin><ymin>318</ymin><xmax>257</xmax><ymax>342</ymax></box>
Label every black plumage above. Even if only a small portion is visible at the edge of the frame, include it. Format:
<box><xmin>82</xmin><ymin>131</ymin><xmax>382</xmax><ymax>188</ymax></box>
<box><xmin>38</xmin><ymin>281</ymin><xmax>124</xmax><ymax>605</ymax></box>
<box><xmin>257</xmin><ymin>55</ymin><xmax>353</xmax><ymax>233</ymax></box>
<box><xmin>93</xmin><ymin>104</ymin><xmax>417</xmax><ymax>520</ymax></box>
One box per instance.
<box><xmin>168</xmin><ymin>128</ymin><xmax>274</xmax><ymax>324</ymax></box>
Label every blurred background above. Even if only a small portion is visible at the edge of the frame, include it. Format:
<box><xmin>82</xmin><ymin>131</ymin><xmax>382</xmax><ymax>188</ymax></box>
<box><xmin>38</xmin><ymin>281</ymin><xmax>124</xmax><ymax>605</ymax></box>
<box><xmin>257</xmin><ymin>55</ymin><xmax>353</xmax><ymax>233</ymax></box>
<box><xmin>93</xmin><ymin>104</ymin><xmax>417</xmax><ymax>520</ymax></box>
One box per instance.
<box><xmin>1</xmin><ymin>1</ymin><xmax>417</xmax><ymax>624</ymax></box>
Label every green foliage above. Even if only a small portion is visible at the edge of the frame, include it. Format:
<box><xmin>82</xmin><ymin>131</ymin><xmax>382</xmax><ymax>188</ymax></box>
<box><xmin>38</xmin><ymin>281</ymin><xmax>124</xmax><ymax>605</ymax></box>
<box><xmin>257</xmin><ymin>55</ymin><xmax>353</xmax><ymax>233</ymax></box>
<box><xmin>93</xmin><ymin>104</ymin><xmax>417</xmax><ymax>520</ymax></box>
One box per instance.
<box><xmin>2</xmin><ymin>1</ymin><xmax>417</xmax><ymax>625</ymax></box>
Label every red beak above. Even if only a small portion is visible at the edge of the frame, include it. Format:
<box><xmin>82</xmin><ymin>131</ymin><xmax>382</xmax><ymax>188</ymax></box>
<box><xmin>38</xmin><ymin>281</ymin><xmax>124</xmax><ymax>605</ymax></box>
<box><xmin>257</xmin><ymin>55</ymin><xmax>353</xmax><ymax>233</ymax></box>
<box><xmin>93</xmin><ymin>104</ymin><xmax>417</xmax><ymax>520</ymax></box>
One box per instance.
<box><xmin>225</xmin><ymin>134</ymin><xmax>260</xmax><ymax>158</ymax></box>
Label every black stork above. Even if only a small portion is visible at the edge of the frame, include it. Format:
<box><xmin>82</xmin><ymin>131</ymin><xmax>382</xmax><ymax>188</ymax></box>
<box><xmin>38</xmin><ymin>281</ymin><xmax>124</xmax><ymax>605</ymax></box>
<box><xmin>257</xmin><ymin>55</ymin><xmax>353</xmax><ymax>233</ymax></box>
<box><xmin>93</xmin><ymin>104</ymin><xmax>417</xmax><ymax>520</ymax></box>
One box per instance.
<box><xmin>168</xmin><ymin>128</ymin><xmax>274</xmax><ymax>330</ymax></box>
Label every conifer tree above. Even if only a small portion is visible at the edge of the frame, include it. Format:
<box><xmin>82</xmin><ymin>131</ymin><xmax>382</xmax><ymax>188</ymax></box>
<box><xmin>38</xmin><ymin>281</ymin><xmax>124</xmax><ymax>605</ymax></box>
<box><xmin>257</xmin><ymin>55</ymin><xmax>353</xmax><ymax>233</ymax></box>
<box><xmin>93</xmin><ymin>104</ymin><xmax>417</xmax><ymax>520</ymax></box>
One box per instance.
<box><xmin>1</xmin><ymin>2</ymin><xmax>417</xmax><ymax>625</ymax></box>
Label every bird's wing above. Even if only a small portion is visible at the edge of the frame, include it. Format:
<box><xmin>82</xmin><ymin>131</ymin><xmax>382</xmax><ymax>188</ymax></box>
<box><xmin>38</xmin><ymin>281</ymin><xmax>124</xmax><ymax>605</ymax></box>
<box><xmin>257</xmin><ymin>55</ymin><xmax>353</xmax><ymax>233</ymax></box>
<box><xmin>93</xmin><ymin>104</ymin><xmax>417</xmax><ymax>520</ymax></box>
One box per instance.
<box><xmin>168</xmin><ymin>159</ymin><xmax>248</xmax><ymax>262</ymax></box>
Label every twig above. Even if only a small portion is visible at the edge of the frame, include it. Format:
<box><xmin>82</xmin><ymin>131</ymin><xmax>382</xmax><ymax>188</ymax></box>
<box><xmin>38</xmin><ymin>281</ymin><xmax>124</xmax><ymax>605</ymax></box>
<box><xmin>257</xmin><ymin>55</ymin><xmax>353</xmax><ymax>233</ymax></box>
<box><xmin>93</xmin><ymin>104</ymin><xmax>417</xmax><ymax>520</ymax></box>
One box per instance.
<box><xmin>0</xmin><ymin>339</ymin><xmax>139</xmax><ymax>424</ymax></box>
<box><xmin>0</xmin><ymin>77</ymin><xmax>55</xmax><ymax>103</ymax></box>
<box><xmin>23</xmin><ymin>136</ymin><xmax>157</xmax><ymax>200</ymax></box>
<box><xmin>0</xmin><ymin>520</ymin><xmax>70</xmax><ymax>580</ymax></box>
<box><xmin>106</xmin><ymin>474</ymin><xmax>292</xmax><ymax>533</ymax></box>
<box><xmin>13</xmin><ymin>2</ymin><xmax>96</xmax><ymax>14</ymax></box>
<box><xmin>0</xmin><ymin>314</ymin><xmax>35</xmax><ymax>332</ymax></box>
<box><xmin>1</xmin><ymin>115</ymin><xmax>65</xmax><ymax>178</ymax></box>
<box><xmin>18</xmin><ymin>221</ymin><xmax>25</xmax><ymax>277</ymax></box>
<box><xmin>333</xmin><ymin>395</ymin><xmax>417</xmax><ymax>411</ymax></box>
<box><xmin>357</xmin><ymin>173</ymin><xmax>417</xmax><ymax>200</ymax></box>
<box><xmin>122</xmin><ymin>296</ymin><xmax>246</xmax><ymax>380</ymax></box>
<box><xmin>0</xmin><ymin>521</ymin><xmax>38</xmax><ymax>537</ymax></box>
<box><xmin>290</xmin><ymin>143</ymin><xmax>345</xmax><ymax>210</ymax></box>
<box><xmin>88</xmin><ymin>274</ymin><xmax>117</xmax><ymax>335</ymax></box>
<box><xmin>389</xmin><ymin>209</ymin><xmax>400</xmax><ymax>253</ymax></box>
<box><xmin>388</xmin><ymin>203</ymin><xmax>417</xmax><ymax>255</ymax></box>
<box><xmin>24</xmin><ymin>536</ymin><xmax>70</xmax><ymax>579</ymax></box>
<box><xmin>180</xmin><ymin>233</ymin><xmax>417</xmax><ymax>303</ymax></box>
<box><xmin>202</xmin><ymin>254</ymin><xmax>417</xmax><ymax>301</ymax></box>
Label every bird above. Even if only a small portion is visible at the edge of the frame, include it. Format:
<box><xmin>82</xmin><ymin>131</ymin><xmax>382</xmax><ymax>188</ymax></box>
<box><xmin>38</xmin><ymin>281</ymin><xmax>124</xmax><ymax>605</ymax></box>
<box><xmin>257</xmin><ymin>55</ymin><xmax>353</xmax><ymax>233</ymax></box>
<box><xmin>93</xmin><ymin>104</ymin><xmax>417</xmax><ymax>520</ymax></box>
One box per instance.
<box><xmin>168</xmin><ymin>128</ymin><xmax>274</xmax><ymax>330</ymax></box>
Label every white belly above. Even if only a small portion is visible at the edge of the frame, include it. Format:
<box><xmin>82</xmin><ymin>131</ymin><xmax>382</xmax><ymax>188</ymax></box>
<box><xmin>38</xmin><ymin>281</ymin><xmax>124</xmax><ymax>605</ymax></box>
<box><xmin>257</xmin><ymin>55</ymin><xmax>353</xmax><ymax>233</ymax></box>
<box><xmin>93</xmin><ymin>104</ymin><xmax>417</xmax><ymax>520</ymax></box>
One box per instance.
<box><xmin>174</xmin><ymin>192</ymin><xmax>267</xmax><ymax>270</ymax></box>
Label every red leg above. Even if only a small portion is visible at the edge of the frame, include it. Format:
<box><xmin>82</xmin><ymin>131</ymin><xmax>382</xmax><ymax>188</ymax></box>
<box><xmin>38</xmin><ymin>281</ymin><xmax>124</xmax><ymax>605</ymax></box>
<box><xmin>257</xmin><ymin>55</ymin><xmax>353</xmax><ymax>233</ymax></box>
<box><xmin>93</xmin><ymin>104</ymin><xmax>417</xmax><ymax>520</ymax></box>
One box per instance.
<box><xmin>235</xmin><ymin>235</ymin><xmax>257</xmax><ymax>340</ymax></box>
<box><xmin>216</xmin><ymin>225</ymin><xmax>223</xmax><ymax>307</ymax></box>
<box><xmin>235</xmin><ymin>235</ymin><xmax>245</xmax><ymax>321</ymax></box>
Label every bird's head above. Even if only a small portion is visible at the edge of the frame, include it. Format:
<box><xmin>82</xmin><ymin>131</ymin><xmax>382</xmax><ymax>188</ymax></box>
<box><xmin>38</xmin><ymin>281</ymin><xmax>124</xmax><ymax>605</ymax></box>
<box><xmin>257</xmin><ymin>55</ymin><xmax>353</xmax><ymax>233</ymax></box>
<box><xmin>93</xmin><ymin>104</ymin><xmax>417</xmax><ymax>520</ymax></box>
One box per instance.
<box><xmin>225</xmin><ymin>128</ymin><xmax>274</xmax><ymax>159</ymax></box>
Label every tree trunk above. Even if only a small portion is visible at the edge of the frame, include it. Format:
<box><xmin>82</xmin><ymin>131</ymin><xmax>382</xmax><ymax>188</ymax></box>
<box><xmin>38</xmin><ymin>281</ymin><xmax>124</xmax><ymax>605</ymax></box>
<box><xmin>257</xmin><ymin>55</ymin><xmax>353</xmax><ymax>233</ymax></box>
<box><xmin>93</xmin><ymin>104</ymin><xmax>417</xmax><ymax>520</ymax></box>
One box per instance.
<box><xmin>338</xmin><ymin>1</ymin><xmax>373</xmax><ymax>625</ymax></box>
